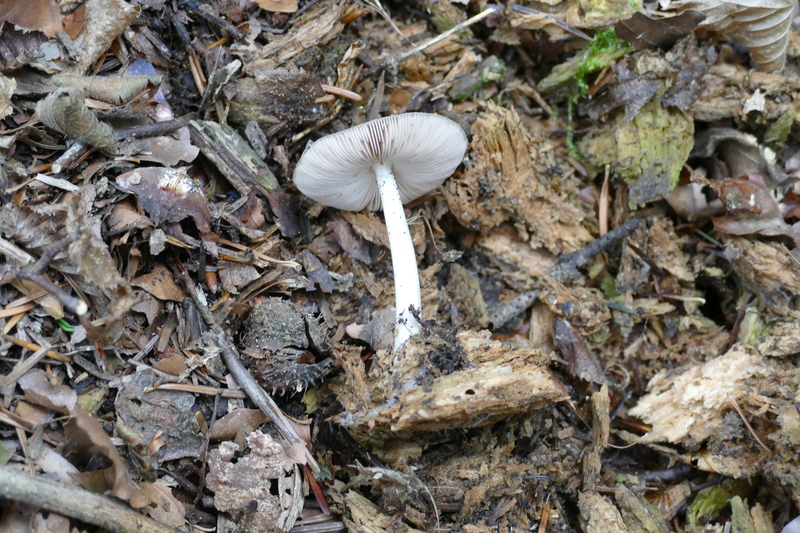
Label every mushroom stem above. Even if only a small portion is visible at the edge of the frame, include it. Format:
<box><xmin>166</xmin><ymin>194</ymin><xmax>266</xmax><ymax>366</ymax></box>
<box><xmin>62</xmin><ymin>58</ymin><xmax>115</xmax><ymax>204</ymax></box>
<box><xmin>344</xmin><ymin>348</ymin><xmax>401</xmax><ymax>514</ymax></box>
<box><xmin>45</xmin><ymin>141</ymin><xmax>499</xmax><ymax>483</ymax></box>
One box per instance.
<box><xmin>374</xmin><ymin>162</ymin><xmax>422</xmax><ymax>350</ymax></box>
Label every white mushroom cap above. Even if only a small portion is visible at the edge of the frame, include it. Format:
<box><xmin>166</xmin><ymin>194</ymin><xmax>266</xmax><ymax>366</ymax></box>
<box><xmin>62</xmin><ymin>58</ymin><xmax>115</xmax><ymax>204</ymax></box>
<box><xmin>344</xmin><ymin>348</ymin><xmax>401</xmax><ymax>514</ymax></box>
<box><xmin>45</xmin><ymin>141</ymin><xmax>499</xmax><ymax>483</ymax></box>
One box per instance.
<box><xmin>293</xmin><ymin>113</ymin><xmax>468</xmax><ymax>211</ymax></box>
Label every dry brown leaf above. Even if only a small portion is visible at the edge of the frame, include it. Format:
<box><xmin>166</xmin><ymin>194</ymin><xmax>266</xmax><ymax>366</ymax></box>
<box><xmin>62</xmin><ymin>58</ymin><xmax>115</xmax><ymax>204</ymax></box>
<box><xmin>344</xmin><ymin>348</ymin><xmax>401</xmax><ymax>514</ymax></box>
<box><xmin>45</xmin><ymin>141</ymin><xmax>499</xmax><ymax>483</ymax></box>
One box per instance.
<box><xmin>210</xmin><ymin>408</ymin><xmax>269</xmax><ymax>441</ymax></box>
<box><xmin>132</xmin><ymin>265</ymin><xmax>185</xmax><ymax>302</ymax></box>
<box><xmin>139</xmin><ymin>483</ymin><xmax>186</xmax><ymax>528</ymax></box>
<box><xmin>0</xmin><ymin>75</ymin><xmax>15</xmax><ymax>121</ymax></box>
<box><xmin>256</xmin><ymin>0</ymin><xmax>299</xmax><ymax>13</ymax></box>
<box><xmin>63</xmin><ymin>410</ymin><xmax>150</xmax><ymax>509</ymax></box>
<box><xmin>672</xmin><ymin>0</ymin><xmax>793</xmax><ymax>71</ymax></box>
<box><xmin>115</xmin><ymin>167</ymin><xmax>211</xmax><ymax>234</ymax></box>
<box><xmin>0</xmin><ymin>0</ymin><xmax>63</xmax><ymax>36</ymax></box>
<box><xmin>17</xmin><ymin>370</ymin><xmax>76</xmax><ymax>413</ymax></box>
<box><xmin>67</xmin><ymin>0</ymin><xmax>140</xmax><ymax>74</ymax></box>
<box><xmin>62</xmin><ymin>4</ymin><xmax>86</xmax><ymax>39</ymax></box>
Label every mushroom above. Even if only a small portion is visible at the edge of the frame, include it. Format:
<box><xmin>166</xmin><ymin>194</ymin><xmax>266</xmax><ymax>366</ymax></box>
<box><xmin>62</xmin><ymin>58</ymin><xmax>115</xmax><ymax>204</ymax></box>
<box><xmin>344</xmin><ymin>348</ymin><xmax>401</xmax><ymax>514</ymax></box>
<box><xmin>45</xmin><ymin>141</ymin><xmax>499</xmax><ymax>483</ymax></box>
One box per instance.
<box><xmin>294</xmin><ymin>112</ymin><xmax>468</xmax><ymax>350</ymax></box>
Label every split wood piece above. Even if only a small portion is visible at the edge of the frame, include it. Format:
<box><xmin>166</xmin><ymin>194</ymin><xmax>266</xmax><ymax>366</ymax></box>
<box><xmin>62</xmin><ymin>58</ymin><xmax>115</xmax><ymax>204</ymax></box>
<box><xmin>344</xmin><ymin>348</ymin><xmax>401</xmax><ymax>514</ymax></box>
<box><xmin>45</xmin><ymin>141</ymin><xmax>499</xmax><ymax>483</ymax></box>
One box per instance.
<box><xmin>0</xmin><ymin>465</ymin><xmax>183</xmax><ymax>533</ymax></box>
<box><xmin>189</xmin><ymin>119</ymin><xmax>279</xmax><ymax>197</ymax></box>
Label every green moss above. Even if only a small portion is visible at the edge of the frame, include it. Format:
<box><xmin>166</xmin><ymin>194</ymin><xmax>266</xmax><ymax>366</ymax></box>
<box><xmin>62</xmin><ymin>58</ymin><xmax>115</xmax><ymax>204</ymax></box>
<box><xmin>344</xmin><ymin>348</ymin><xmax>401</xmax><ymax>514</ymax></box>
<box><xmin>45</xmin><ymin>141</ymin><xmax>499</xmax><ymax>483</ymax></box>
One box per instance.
<box><xmin>542</xmin><ymin>28</ymin><xmax>633</xmax><ymax>156</ymax></box>
<box><xmin>687</xmin><ymin>478</ymin><xmax>750</xmax><ymax>528</ymax></box>
<box><xmin>577</xmin><ymin>99</ymin><xmax>694</xmax><ymax>207</ymax></box>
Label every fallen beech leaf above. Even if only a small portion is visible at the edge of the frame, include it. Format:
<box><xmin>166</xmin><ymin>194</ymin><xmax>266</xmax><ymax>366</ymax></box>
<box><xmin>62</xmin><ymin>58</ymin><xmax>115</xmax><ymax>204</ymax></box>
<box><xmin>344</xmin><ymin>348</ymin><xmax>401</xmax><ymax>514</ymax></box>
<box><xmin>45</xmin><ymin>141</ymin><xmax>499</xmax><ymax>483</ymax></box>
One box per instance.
<box><xmin>615</xmin><ymin>11</ymin><xmax>706</xmax><ymax>50</ymax></box>
<box><xmin>0</xmin><ymin>75</ymin><xmax>14</xmax><ymax>121</ymax></box>
<box><xmin>132</xmin><ymin>264</ymin><xmax>185</xmax><ymax>301</ymax></box>
<box><xmin>672</xmin><ymin>0</ymin><xmax>793</xmax><ymax>72</ymax></box>
<box><xmin>64</xmin><ymin>410</ymin><xmax>149</xmax><ymax>508</ymax></box>
<box><xmin>552</xmin><ymin>318</ymin><xmax>605</xmax><ymax>384</ymax></box>
<box><xmin>709</xmin><ymin>177</ymin><xmax>800</xmax><ymax>245</ymax></box>
<box><xmin>115</xmin><ymin>167</ymin><xmax>211</xmax><ymax>233</ymax></box>
<box><xmin>139</xmin><ymin>483</ymin><xmax>186</xmax><ymax>528</ymax></box>
<box><xmin>62</xmin><ymin>4</ymin><xmax>86</xmax><ymax>39</ymax></box>
<box><xmin>68</xmin><ymin>0</ymin><xmax>140</xmax><ymax>74</ymax></box>
<box><xmin>17</xmin><ymin>370</ymin><xmax>76</xmax><ymax>413</ymax></box>
<box><xmin>210</xmin><ymin>408</ymin><xmax>268</xmax><ymax>441</ymax></box>
<box><xmin>0</xmin><ymin>0</ymin><xmax>63</xmax><ymax>36</ymax></box>
<box><xmin>691</xmin><ymin>128</ymin><xmax>784</xmax><ymax>186</ymax></box>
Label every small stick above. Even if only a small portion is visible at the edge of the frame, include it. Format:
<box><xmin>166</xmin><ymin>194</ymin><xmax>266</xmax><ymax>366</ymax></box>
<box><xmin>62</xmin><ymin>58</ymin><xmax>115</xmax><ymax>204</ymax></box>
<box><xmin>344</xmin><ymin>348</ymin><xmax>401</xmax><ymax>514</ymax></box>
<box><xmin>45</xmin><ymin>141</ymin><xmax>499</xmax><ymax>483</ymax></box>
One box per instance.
<box><xmin>0</xmin><ymin>465</ymin><xmax>183</xmax><ymax>533</ymax></box>
<box><xmin>114</xmin><ymin>118</ymin><xmax>186</xmax><ymax>141</ymax></box>
<box><xmin>727</xmin><ymin>393</ymin><xmax>772</xmax><ymax>455</ymax></box>
<box><xmin>490</xmin><ymin>290</ymin><xmax>540</xmax><ymax>330</ymax></box>
<box><xmin>320</xmin><ymin>84</ymin><xmax>362</xmax><ymax>101</ymax></box>
<box><xmin>0</xmin><ymin>235</ymin><xmax>88</xmax><ymax>317</ymax></box>
<box><xmin>393</xmin><ymin>6</ymin><xmax>500</xmax><ymax>64</ymax></box>
<box><xmin>548</xmin><ymin>218</ymin><xmax>641</xmax><ymax>283</ymax></box>
<box><xmin>599</xmin><ymin>164</ymin><xmax>610</xmax><ymax>236</ymax></box>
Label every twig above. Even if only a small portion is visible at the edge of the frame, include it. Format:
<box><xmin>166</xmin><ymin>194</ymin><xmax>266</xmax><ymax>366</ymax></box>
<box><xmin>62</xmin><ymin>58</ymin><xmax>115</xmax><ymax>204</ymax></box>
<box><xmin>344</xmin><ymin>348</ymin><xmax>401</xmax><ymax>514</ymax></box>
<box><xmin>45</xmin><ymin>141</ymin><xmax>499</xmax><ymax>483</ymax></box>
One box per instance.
<box><xmin>727</xmin><ymin>393</ymin><xmax>772</xmax><ymax>455</ymax></box>
<box><xmin>0</xmin><ymin>465</ymin><xmax>183</xmax><ymax>533</ymax></box>
<box><xmin>548</xmin><ymin>218</ymin><xmax>641</xmax><ymax>283</ymax></box>
<box><xmin>392</xmin><ymin>6</ymin><xmax>500</xmax><ymax>64</ymax></box>
<box><xmin>490</xmin><ymin>290</ymin><xmax>540</xmax><ymax>329</ymax></box>
<box><xmin>177</xmin><ymin>265</ymin><xmax>320</xmax><ymax>473</ymax></box>
<box><xmin>114</xmin><ymin>118</ymin><xmax>186</xmax><ymax>141</ymax></box>
<box><xmin>728</xmin><ymin>293</ymin><xmax>754</xmax><ymax>350</ymax></box>
<box><xmin>0</xmin><ymin>235</ymin><xmax>88</xmax><ymax>317</ymax></box>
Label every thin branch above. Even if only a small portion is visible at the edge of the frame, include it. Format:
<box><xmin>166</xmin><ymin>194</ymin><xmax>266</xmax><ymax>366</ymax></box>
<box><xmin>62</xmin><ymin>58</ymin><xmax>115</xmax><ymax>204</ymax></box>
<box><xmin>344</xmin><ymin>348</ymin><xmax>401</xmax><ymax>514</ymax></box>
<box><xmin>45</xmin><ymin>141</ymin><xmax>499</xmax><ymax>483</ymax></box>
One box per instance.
<box><xmin>0</xmin><ymin>465</ymin><xmax>183</xmax><ymax>533</ymax></box>
<box><xmin>0</xmin><ymin>235</ymin><xmax>88</xmax><ymax>317</ymax></box>
<box><xmin>393</xmin><ymin>7</ymin><xmax>500</xmax><ymax>64</ymax></box>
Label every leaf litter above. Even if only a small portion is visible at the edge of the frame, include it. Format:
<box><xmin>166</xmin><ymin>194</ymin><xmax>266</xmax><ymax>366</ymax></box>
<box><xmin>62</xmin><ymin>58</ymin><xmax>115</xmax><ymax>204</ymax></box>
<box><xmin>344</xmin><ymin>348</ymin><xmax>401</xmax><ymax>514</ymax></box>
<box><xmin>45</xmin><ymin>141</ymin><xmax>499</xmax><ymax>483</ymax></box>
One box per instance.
<box><xmin>1</xmin><ymin>0</ymin><xmax>800</xmax><ymax>532</ymax></box>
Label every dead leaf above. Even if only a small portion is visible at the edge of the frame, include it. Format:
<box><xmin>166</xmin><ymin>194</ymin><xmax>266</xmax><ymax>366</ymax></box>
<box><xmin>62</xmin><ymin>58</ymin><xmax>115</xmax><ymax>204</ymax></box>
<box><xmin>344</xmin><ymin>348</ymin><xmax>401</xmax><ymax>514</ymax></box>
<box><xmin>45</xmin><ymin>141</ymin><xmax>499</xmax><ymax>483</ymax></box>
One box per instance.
<box><xmin>552</xmin><ymin>318</ymin><xmax>605</xmax><ymax>384</ymax></box>
<box><xmin>67</xmin><ymin>0</ymin><xmax>140</xmax><ymax>74</ymax></box>
<box><xmin>672</xmin><ymin>0</ymin><xmax>793</xmax><ymax>72</ymax></box>
<box><xmin>115</xmin><ymin>369</ymin><xmax>203</xmax><ymax>462</ymax></box>
<box><xmin>0</xmin><ymin>75</ymin><xmax>15</xmax><ymax>121</ymax></box>
<box><xmin>615</xmin><ymin>11</ymin><xmax>706</xmax><ymax>50</ymax></box>
<box><xmin>132</xmin><ymin>265</ymin><xmax>185</xmax><ymax>302</ymax></box>
<box><xmin>210</xmin><ymin>408</ymin><xmax>269</xmax><ymax>441</ymax></box>
<box><xmin>0</xmin><ymin>0</ymin><xmax>63</xmax><ymax>36</ymax></box>
<box><xmin>17</xmin><ymin>370</ymin><xmax>76</xmax><ymax>413</ymax></box>
<box><xmin>36</xmin><ymin>88</ymin><xmax>115</xmax><ymax>149</ymax></box>
<box><xmin>139</xmin><ymin>483</ymin><xmax>186</xmax><ymax>528</ymax></box>
<box><xmin>62</xmin><ymin>4</ymin><xmax>86</xmax><ymax>39</ymax></box>
<box><xmin>115</xmin><ymin>167</ymin><xmax>211</xmax><ymax>233</ymax></box>
<box><xmin>64</xmin><ymin>409</ymin><xmax>150</xmax><ymax>508</ymax></box>
<box><xmin>692</xmin><ymin>128</ymin><xmax>784</xmax><ymax>186</ymax></box>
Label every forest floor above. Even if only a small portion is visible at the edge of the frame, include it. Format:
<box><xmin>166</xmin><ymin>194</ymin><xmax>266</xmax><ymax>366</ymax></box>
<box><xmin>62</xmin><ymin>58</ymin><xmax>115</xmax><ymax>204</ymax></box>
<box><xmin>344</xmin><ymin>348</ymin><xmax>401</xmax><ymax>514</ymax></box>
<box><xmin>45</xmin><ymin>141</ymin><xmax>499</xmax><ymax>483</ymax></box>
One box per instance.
<box><xmin>1</xmin><ymin>0</ymin><xmax>800</xmax><ymax>531</ymax></box>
